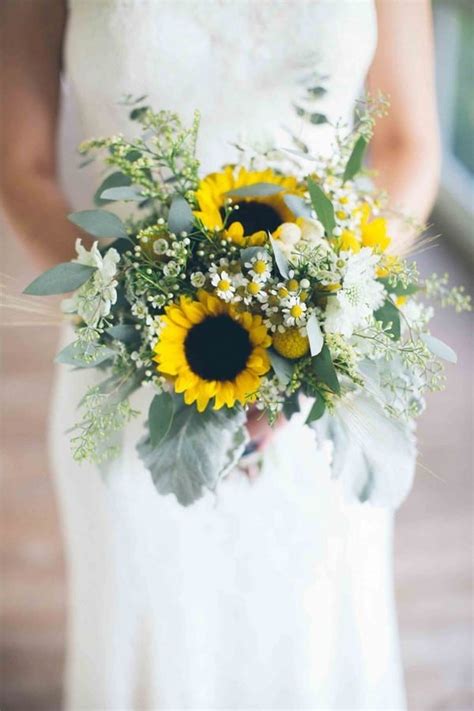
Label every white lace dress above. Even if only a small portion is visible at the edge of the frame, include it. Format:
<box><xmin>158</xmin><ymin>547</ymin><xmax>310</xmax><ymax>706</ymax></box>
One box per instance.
<box><xmin>51</xmin><ymin>2</ymin><xmax>407</xmax><ymax>708</ymax></box>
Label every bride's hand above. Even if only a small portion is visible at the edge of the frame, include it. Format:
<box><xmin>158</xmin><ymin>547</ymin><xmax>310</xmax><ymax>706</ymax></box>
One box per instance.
<box><xmin>245</xmin><ymin>406</ymin><xmax>285</xmax><ymax>451</ymax></box>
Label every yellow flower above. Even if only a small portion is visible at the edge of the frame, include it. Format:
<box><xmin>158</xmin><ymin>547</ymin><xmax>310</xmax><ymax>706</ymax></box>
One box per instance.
<box><xmin>359</xmin><ymin>203</ymin><xmax>391</xmax><ymax>253</ymax></box>
<box><xmin>337</xmin><ymin>229</ymin><xmax>361</xmax><ymax>253</ymax></box>
<box><xmin>272</xmin><ymin>328</ymin><xmax>309</xmax><ymax>359</ymax></box>
<box><xmin>377</xmin><ymin>253</ymin><xmax>402</xmax><ymax>278</ymax></box>
<box><xmin>154</xmin><ymin>291</ymin><xmax>271</xmax><ymax>412</ymax></box>
<box><xmin>194</xmin><ymin>166</ymin><xmax>300</xmax><ymax>246</ymax></box>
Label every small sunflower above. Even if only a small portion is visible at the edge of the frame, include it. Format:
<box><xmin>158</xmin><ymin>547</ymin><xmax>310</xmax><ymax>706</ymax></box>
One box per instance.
<box><xmin>194</xmin><ymin>166</ymin><xmax>300</xmax><ymax>246</ymax></box>
<box><xmin>154</xmin><ymin>291</ymin><xmax>272</xmax><ymax>412</ymax></box>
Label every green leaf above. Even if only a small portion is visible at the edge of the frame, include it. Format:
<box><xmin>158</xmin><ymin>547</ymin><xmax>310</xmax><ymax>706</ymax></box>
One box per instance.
<box><xmin>94</xmin><ymin>172</ymin><xmax>131</xmax><ymax>206</ymax></box>
<box><xmin>148</xmin><ymin>392</ymin><xmax>175</xmax><ymax>447</ymax></box>
<box><xmin>421</xmin><ymin>334</ymin><xmax>457</xmax><ymax>363</ymax></box>
<box><xmin>226</xmin><ymin>182</ymin><xmax>284</xmax><ymax>198</ymax></box>
<box><xmin>240</xmin><ymin>246</ymin><xmax>264</xmax><ymax>263</ymax></box>
<box><xmin>378</xmin><ymin>278</ymin><xmax>420</xmax><ymax>296</ymax></box>
<box><xmin>23</xmin><ymin>263</ymin><xmax>96</xmax><ymax>296</ymax></box>
<box><xmin>68</xmin><ymin>209</ymin><xmax>128</xmax><ymax>240</ymax></box>
<box><xmin>305</xmin><ymin>394</ymin><xmax>326</xmax><ymax>424</ymax></box>
<box><xmin>100</xmin><ymin>186</ymin><xmax>144</xmax><ymax>202</ymax></box>
<box><xmin>307</xmin><ymin>179</ymin><xmax>336</xmax><ymax>236</ymax></box>
<box><xmin>269</xmin><ymin>349</ymin><xmax>294</xmax><ymax>386</ymax></box>
<box><xmin>270</xmin><ymin>237</ymin><xmax>290</xmax><ymax>279</ymax></box>
<box><xmin>129</xmin><ymin>105</ymin><xmax>149</xmax><ymax>121</ymax></box>
<box><xmin>374</xmin><ymin>300</ymin><xmax>401</xmax><ymax>340</ymax></box>
<box><xmin>343</xmin><ymin>136</ymin><xmax>368</xmax><ymax>182</ymax></box>
<box><xmin>294</xmin><ymin>106</ymin><xmax>327</xmax><ymax>125</ymax></box>
<box><xmin>55</xmin><ymin>341</ymin><xmax>115</xmax><ymax>368</ymax></box>
<box><xmin>311</xmin><ymin>344</ymin><xmax>341</xmax><ymax>395</ymax></box>
<box><xmin>138</xmin><ymin>404</ymin><xmax>247</xmax><ymax>506</ymax></box>
<box><xmin>306</xmin><ymin>312</ymin><xmax>324</xmax><ymax>356</ymax></box>
<box><xmin>168</xmin><ymin>196</ymin><xmax>194</xmax><ymax>234</ymax></box>
<box><xmin>282</xmin><ymin>392</ymin><xmax>300</xmax><ymax>420</ymax></box>
<box><xmin>283</xmin><ymin>193</ymin><xmax>312</xmax><ymax>218</ymax></box>
<box><xmin>106</xmin><ymin>324</ymin><xmax>140</xmax><ymax>344</ymax></box>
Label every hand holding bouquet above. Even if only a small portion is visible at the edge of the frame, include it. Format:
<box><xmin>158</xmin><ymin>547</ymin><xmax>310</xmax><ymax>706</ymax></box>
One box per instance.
<box><xmin>24</xmin><ymin>99</ymin><xmax>470</xmax><ymax>505</ymax></box>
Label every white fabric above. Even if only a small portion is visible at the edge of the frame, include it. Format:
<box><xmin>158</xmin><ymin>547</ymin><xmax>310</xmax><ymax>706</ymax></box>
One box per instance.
<box><xmin>51</xmin><ymin>1</ymin><xmax>406</xmax><ymax>708</ymax></box>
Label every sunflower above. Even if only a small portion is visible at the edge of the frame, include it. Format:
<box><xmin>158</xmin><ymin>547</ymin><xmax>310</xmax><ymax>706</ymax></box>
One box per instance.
<box><xmin>194</xmin><ymin>166</ymin><xmax>300</xmax><ymax>246</ymax></box>
<box><xmin>154</xmin><ymin>291</ymin><xmax>272</xmax><ymax>412</ymax></box>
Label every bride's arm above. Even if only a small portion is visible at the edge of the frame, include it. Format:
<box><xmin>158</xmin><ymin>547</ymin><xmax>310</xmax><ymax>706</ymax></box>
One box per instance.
<box><xmin>0</xmin><ymin>0</ymin><xmax>84</xmax><ymax>269</ymax></box>
<box><xmin>369</xmin><ymin>0</ymin><xmax>440</xmax><ymax>231</ymax></box>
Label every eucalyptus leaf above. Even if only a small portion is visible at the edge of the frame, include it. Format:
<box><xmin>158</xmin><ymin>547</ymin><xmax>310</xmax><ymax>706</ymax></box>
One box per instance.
<box><xmin>149</xmin><ymin>392</ymin><xmax>175</xmax><ymax>446</ymax></box>
<box><xmin>68</xmin><ymin>209</ymin><xmax>128</xmax><ymax>240</ymax></box>
<box><xmin>226</xmin><ymin>182</ymin><xmax>284</xmax><ymax>198</ymax></box>
<box><xmin>305</xmin><ymin>394</ymin><xmax>326</xmax><ymax>424</ymax></box>
<box><xmin>311</xmin><ymin>344</ymin><xmax>340</xmax><ymax>395</ymax></box>
<box><xmin>283</xmin><ymin>194</ymin><xmax>312</xmax><ymax>218</ymax></box>
<box><xmin>23</xmin><ymin>263</ymin><xmax>96</xmax><ymax>296</ymax></box>
<box><xmin>106</xmin><ymin>324</ymin><xmax>140</xmax><ymax>344</ymax></box>
<box><xmin>307</xmin><ymin>179</ymin><xmax>336</xmax><ymax>236</ymax></box>
<box><xmin>421</xmin><ymin>334</ymin><xmax>457</xmax><ymax>363</ymax></box>
<box><xmin>270</xmin><ymin>237</ymin><xmax>290</xmax><ymax>279</ymax></box>
<box><xmin>343</xmin><ymin>136</ymin><xmax>368</xmax><ymax>182</ymax></box>
<box><xmin>55</xmin><ymin>341</ymin><xmax>115</xmax><ymax>368</ymax></box>
<box><xmin>269</xmin><ymin>349</ymin><xmax>294</xmax><ymax>386</ymax></box>
<box><xmin>282</xmin><ymin>392</ymin><xmax>300</xmax><ymax>420</ymax></box>
<box><xmin>240</xmin><ymin>246</ymin><xmax>264</xmax><ymax>263</ymax></box>
<box><xmin>168</xmin><ymin>196</ymin><xmax>194</xmax><ymax>234</ymax></box>
<box><xmin>374</xmin><ymin>300</ymin><xmax>401</xmax><ymax>340</ymax></box>
<box><xmin>100</xmin><ymin>186</ymin><xmax>144</xmax><ymax>202</ymax></box>
<box><xmin>306</xmin><ymin>312</ymin><xmax>324</xmax><ymax>356</ymax></box>
<box><xmin>94</xmin><ymin>172</ymin><xmax>131</xmax><ymax>206</ymax></box>
<box><xmin>138</xmin><ymin>404</ymin><xmax>248</xmax><ymax>506</ymax></box>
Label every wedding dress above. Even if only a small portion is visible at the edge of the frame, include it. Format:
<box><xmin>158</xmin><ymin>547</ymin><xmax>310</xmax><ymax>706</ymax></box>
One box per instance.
<box><xmin>51</xmin><ymin>1</ymin><xmax>407</xmax><ymax>708</ymax></box>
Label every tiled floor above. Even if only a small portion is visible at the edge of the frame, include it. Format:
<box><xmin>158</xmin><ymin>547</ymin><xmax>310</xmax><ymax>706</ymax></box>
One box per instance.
<box><xmin>1</xmin><ymin>224</ymin><xmax>473</xmax><ymax>710</ymax></box>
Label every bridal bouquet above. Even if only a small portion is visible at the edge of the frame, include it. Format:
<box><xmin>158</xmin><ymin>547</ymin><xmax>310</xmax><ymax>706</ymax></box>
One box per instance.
<box><xmin>24</xmin><ymin>99</ymin><xmax>470</xmax><ymax>505</ymax></box>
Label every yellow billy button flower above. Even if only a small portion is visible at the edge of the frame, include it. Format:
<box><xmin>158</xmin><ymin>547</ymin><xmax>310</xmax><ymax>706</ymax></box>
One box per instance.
<box><xmin>153</xmin><ymin>291</ymin><xmax>271</xmax><ymax>412</ymax></box>
<box><xmin>272</xmin><ymin>327</ymin><xmax>310</xmax><ymax>359</ymax></box>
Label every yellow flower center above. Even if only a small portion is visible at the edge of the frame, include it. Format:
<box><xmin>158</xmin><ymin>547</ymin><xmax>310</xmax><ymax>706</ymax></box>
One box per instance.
<box><xmin>287</xmin><ymin>279</ymin><xmax>299</xmax><ymax>292</ymax></box>
<box><xmin>336</xmin><ymin>210</ymin><xmax>347</xmax><ymax>220</ymax></box>
<box><xmin>290</xmin><ymin>304</ymin><xmax>303</xmax><ymax>318</ymax></box>
<box><xmin>253</xmin><ymin>259</ymin><xmax>267</xmax><ymax>275</ymax></box>
<box><xmin>217</xmin><ymin>279</ymin><xmax>232</xmax><ymax>292</ymax></box>
<box><xmin>247</xmin><ymin>281</ymin><xmax>261</xmax><ymax>295</ymax></box>
<box><xmin>277</xmin><ymin>287</ymin><xmax>289</xmax><ymax>299</ymax></box>
<box><xmin>272</xmin><ymin>328</ymin><xmax>309</xmax><ymax>360</ymax></box>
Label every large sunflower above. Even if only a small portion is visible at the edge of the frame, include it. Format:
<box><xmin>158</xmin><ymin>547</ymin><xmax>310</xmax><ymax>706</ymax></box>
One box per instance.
<box><xmin>154</xmin><ymin>291</ymin><xmax>271</xmax><ymax>412</ymax></box>
<box><xmin>194</xmin><ymin>166</ymin><xmax>300</xmax><ymax>246</ymax></box>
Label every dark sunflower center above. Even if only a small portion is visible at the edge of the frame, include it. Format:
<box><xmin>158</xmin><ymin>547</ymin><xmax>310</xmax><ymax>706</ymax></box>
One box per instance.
<box><xmin>221</xmin><ymin>200</ymin><xmax>282</xmax><ymax>234</ymax></box>
<box><xmin>184</xmin><ymin>314</ymin><xmax>252</xmax><ymax>381</ymax></box>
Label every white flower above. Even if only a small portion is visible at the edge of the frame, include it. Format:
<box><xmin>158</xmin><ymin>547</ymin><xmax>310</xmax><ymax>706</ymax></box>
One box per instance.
<box><xmin>211</xmin><ymin>270</ymin><xmax>236</xmax><ymax>302</ymax></box>
<box><xmin>274</xmin><ymin>222</ymin><xmax>301</xmax><ymax>254</ymax></box>
<box><xmin>282</xmin><ymin>295</ymin><xmax>307</xmax><ymax>327</ymax></box>
<box><xmin>298</xmin><ymin>217</ymin><xmax>326</xmax><ymax>246</ymax></box>
<box><xmin>245</xmin><ymin>251</ymin><xmax>272</xmax><ymax>282</ymax></box>
<box><xmin>324</xmin><ymin>248</ymin><xmax>385</xmax><ymax>337</ymax></box>
<box><xmin>190</xmin><ymin>271</ymin><xmax>206</xmax><ymax>288</ymax></box>
<box><xmin>152</xmin><ymin>238</ymin><xmax>168</xmax><ymax>255</ymax></box>
<box><xmin>62</xmin><ymin>240</ymin><xmax>120</xmax><ymax>327</ymax></box>
<box><xmin>163</xmin><ymin>260</ymin><xmax>180</xmax><ymax>277</ymax></box>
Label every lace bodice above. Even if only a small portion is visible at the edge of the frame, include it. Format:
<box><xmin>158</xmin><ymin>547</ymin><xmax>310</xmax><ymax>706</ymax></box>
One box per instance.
<box><xmin>63</xmin><ymin>0</ymin><xmax>377</xmax><ymax>178</ymax></box>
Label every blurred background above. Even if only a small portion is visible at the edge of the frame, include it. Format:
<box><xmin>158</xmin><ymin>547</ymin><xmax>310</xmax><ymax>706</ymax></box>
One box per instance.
<box><xmin>1</xmin><ymin>1</ymin><xmax>473</xmax><ymax>708</ymax></box>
